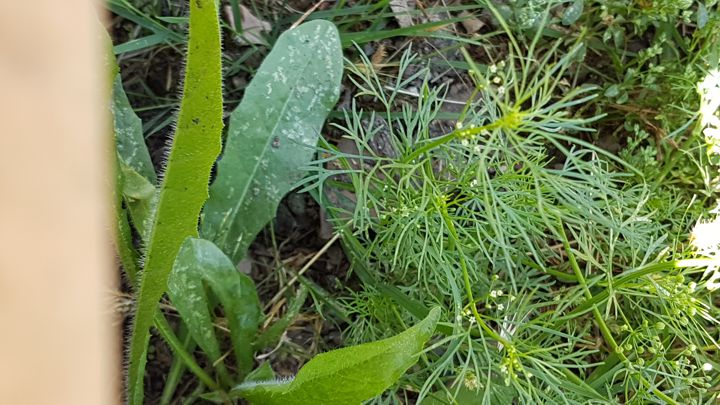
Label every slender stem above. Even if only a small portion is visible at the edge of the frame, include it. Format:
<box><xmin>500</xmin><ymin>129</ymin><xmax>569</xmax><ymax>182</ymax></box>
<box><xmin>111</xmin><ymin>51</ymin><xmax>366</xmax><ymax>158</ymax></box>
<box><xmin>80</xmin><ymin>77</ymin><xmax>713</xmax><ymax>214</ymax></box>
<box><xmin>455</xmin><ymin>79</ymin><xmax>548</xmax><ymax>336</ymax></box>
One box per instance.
<box><xmin>436</xmin><ymin>197</ymin><xmax>512</xmax><ymax>347</ymax></box>
<box><xmin>561</xmin><ymin>369</ymin><xmax>605</xmax><ymax>401</ymax></box>
<box><xmin>160</xmin><ymin>322</ymin><xmax>197</xmax><ymax>405</ymax></box>
<box><xmin>154</xmin><ymin>311</ymin><xmax>224</xmax><ymax>395</ymax></box>
<box><xmin>653</xmin><ymin>119</ymin><xmax>701</xmax><ymax>187</ymax></box>
<box><xmin>563</xmin><ymin>258</ymin><xmax>720</xmax><ymax>319</ymax></box>
<box><xmin>116</xmin><ymin>208</ymin><xmax>140</xmax><ymax>284</ymax></box>
<box><xmin>557</xmin><ymin>221</ymin><xmax>678</xmax><ymax>405</ymax></box>
<box><xmin>402</xmin><ymin>121</ymin><xmax>500</xmax><ymax>164</ymax></box>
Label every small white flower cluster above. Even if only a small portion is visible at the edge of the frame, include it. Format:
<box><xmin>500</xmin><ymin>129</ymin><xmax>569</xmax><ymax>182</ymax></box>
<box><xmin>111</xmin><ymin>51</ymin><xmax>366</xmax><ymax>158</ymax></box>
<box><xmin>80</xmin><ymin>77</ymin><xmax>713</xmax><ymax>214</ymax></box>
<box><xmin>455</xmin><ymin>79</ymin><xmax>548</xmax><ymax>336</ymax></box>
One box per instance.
<box><xmin>487</xmin><ymin>61</ymin><xmax>507</xmax><ymax>96</ymax></box>
<box><xmin>463</xmin><ymin>371</ymin><xmax>479</xmax><ymax>390</ymax></box>
<box><xmin>455</xmin><ymin>122</ymin><xmax>491</xmax><ymax>141</ymax></box>
<box><xmin>461</xmin><ymin>307</ymin><xmax>476</xmax><ymax>325</ymax></box>
<box><xmin>487</xmin><ymin>289</ymin><xmax>516</xmax><ymax>314</ymax></box>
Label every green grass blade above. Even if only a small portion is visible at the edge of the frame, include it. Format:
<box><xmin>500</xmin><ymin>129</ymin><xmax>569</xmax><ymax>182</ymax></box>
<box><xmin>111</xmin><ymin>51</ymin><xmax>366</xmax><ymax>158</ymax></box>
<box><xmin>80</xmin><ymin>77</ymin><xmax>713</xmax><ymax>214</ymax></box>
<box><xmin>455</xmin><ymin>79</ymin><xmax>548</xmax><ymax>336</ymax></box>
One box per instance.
<box><xmin>227</xmin><ymin>0</ymin><xmax>243</xmax><ymax>32</ymax></box>
<box><xmin>200</xmin><ymin>20</ymin><xmax>343</xmax><ymax>263</ymax></box>
<box><xmin>232</xmin><ymin>308</ymin><xmax>441</xmax><ymax>404</ymax></box>
<box><xmin>167</xmin><ymin>238</ymin><xmax>262</xmax><ymax>382</ymax></box>
<box><xmin>108</xmin><ymin>0</ymin><xmax>183</xmax><ymax>43</ymax></box>
<box><xmin>153</xmin><ymin>311</ymin><xmax>222</xmax><ymax>393</ymax></box>
<box><xmin>125</xmin><ymin>0</ymin><xmax>224</xmax><ymax>402</ymax></box>
<box><xmin>159</xmin><ymin>323</ymin><xmax>196</xmax><ymax>405</ymax></box>
<box><xmin>113</xmin><ymin>33</ymin><xmax>170</xmax><ymax>55</ymax></box>
<box><xmin>117</xmin><ymin>162</ymin><xmax>155</xmax><ymax>240</ymax></box>
<box><xmin>114</xmin><ymin>154</ymin><xmax>141</xmax><ymax>284</ymax></box>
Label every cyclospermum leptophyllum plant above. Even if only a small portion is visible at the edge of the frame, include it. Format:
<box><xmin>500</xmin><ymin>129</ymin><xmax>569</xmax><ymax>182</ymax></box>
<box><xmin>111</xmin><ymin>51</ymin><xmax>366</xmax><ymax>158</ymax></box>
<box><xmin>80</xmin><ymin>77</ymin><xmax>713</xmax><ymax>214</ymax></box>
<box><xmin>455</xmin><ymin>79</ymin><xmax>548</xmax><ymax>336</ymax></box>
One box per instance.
<box><xmin>307</xmin><ymin>8</ymin><xmax>720</xmax><ymax>403</ymax></box>
<box><xmin>114</xmin><ymin>1</ymin><xmax>442</xmax><ymax>403</ymax></box>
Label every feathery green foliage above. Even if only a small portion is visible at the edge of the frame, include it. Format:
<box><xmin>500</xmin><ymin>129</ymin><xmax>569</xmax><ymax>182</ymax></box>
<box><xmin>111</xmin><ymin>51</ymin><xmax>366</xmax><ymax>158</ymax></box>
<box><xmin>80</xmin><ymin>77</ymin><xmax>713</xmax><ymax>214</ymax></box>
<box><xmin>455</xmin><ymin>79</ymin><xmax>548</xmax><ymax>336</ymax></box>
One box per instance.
<box><xmin>309</xmin><ymin>4</ymin><xmax>720</xmax><ymax>402</ymax></box>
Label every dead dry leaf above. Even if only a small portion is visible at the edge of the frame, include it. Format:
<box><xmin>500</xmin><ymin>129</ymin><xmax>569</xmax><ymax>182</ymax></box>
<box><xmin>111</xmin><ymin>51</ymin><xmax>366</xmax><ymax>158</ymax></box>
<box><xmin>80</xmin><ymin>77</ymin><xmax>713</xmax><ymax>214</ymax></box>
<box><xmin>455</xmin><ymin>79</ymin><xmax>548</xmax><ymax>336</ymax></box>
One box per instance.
<box><xmin>223</xmin><ymin>4</ymin><xmax>271</xmax><ymax>46</ymax></box>
<box><xmin>390</xmin><ymin>0</ymin><xmax>415</xmax><ymax>28</ymax></box>
<box><xmin>460</xmin><ymin>11</ymin><xmax>485</xmax><ymax>34</ymax></box>
<box><xmin>371</xmin><ymin>43</ymin><xmax>387</xmax><ymax>69</ymax></box>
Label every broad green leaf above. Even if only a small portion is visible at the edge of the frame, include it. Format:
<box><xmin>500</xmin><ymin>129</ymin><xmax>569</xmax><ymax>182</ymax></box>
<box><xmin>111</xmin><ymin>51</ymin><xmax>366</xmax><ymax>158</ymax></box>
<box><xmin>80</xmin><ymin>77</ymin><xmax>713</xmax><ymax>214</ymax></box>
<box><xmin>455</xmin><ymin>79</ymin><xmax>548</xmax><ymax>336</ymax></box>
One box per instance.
<box><xmin>167</xmin><ymin>238</ymin><xmax>261</xmax><ymax>383</ymax></box>
<box><xmin>246</xmin><ymin>362</ymin><xmax>276</xmax><ymax>383</ymax></box>
<box><xmin>697</xmin><ymin>3</ymin><xmax>708</xmax><ymax>29</ymax></box>
<box><xmin>125</xmin><ymin>0</ymin><xmax>224</xmax><ymax>403</ymax></box>
<box><xmin>118</xmin><ymin>163</ymin><xmax>155</xmax><ymax>239</ymax></box>
<box><xmin>114</xmin><ymin>154</ymin><xmax>141</xmax><ymax>284</ymax></box>
<box><xmin>112</xmin><ymin>74</ymin><xmax>157</xmax><ymax>239</ymax></box>
<box><xmin>200</xmin><ymin>20</ymin><xmax>343</xmax><ymax>263</ymax></box>
<box><xmin>112</xmin><ymin>76</ymin><xmax>156</xmax><ymax>183</ymax></box>
<box><xmin>119</xmin><ymin>162</ymin><xmax>155</xmax><ymax>200</ymax></box>
<box><xmin>233</xmin><ymin>307</ymin><xmax>441</xmax><ymax>405</ymax></box>
<box><xmin>108</xmin><ymin>31</ymin><xmax>146</xmax><ymax>286</ymax></box>
<box><xmin>561</xmin><ymin>0</ymin><xmax>583</xmax><ymax>26</ymax></box>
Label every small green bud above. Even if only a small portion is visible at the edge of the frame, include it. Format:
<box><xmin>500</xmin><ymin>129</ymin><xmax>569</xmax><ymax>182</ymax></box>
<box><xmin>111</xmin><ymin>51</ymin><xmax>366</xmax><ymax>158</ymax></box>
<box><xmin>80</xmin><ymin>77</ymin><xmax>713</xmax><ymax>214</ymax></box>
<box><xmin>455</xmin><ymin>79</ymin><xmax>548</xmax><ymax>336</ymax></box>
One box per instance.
<box><xmin>463</xmin><ymin>372</ymin><xmax>479</xmax><ymax>390</ymax></box>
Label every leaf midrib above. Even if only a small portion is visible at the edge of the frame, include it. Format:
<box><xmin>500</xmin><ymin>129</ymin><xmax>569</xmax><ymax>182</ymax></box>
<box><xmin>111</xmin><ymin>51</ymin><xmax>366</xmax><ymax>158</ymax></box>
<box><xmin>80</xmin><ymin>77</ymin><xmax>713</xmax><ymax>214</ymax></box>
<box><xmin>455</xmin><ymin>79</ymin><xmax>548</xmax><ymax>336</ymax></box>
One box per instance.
<box><xmin>216</xmin><ymin>48</ymin><xmax>316</xmax><ymax>250</ymax></box>
<box><xmin>244</xmin><ymin>324</ymin><xmax>432</xmax><ymax>397</ymax></box>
